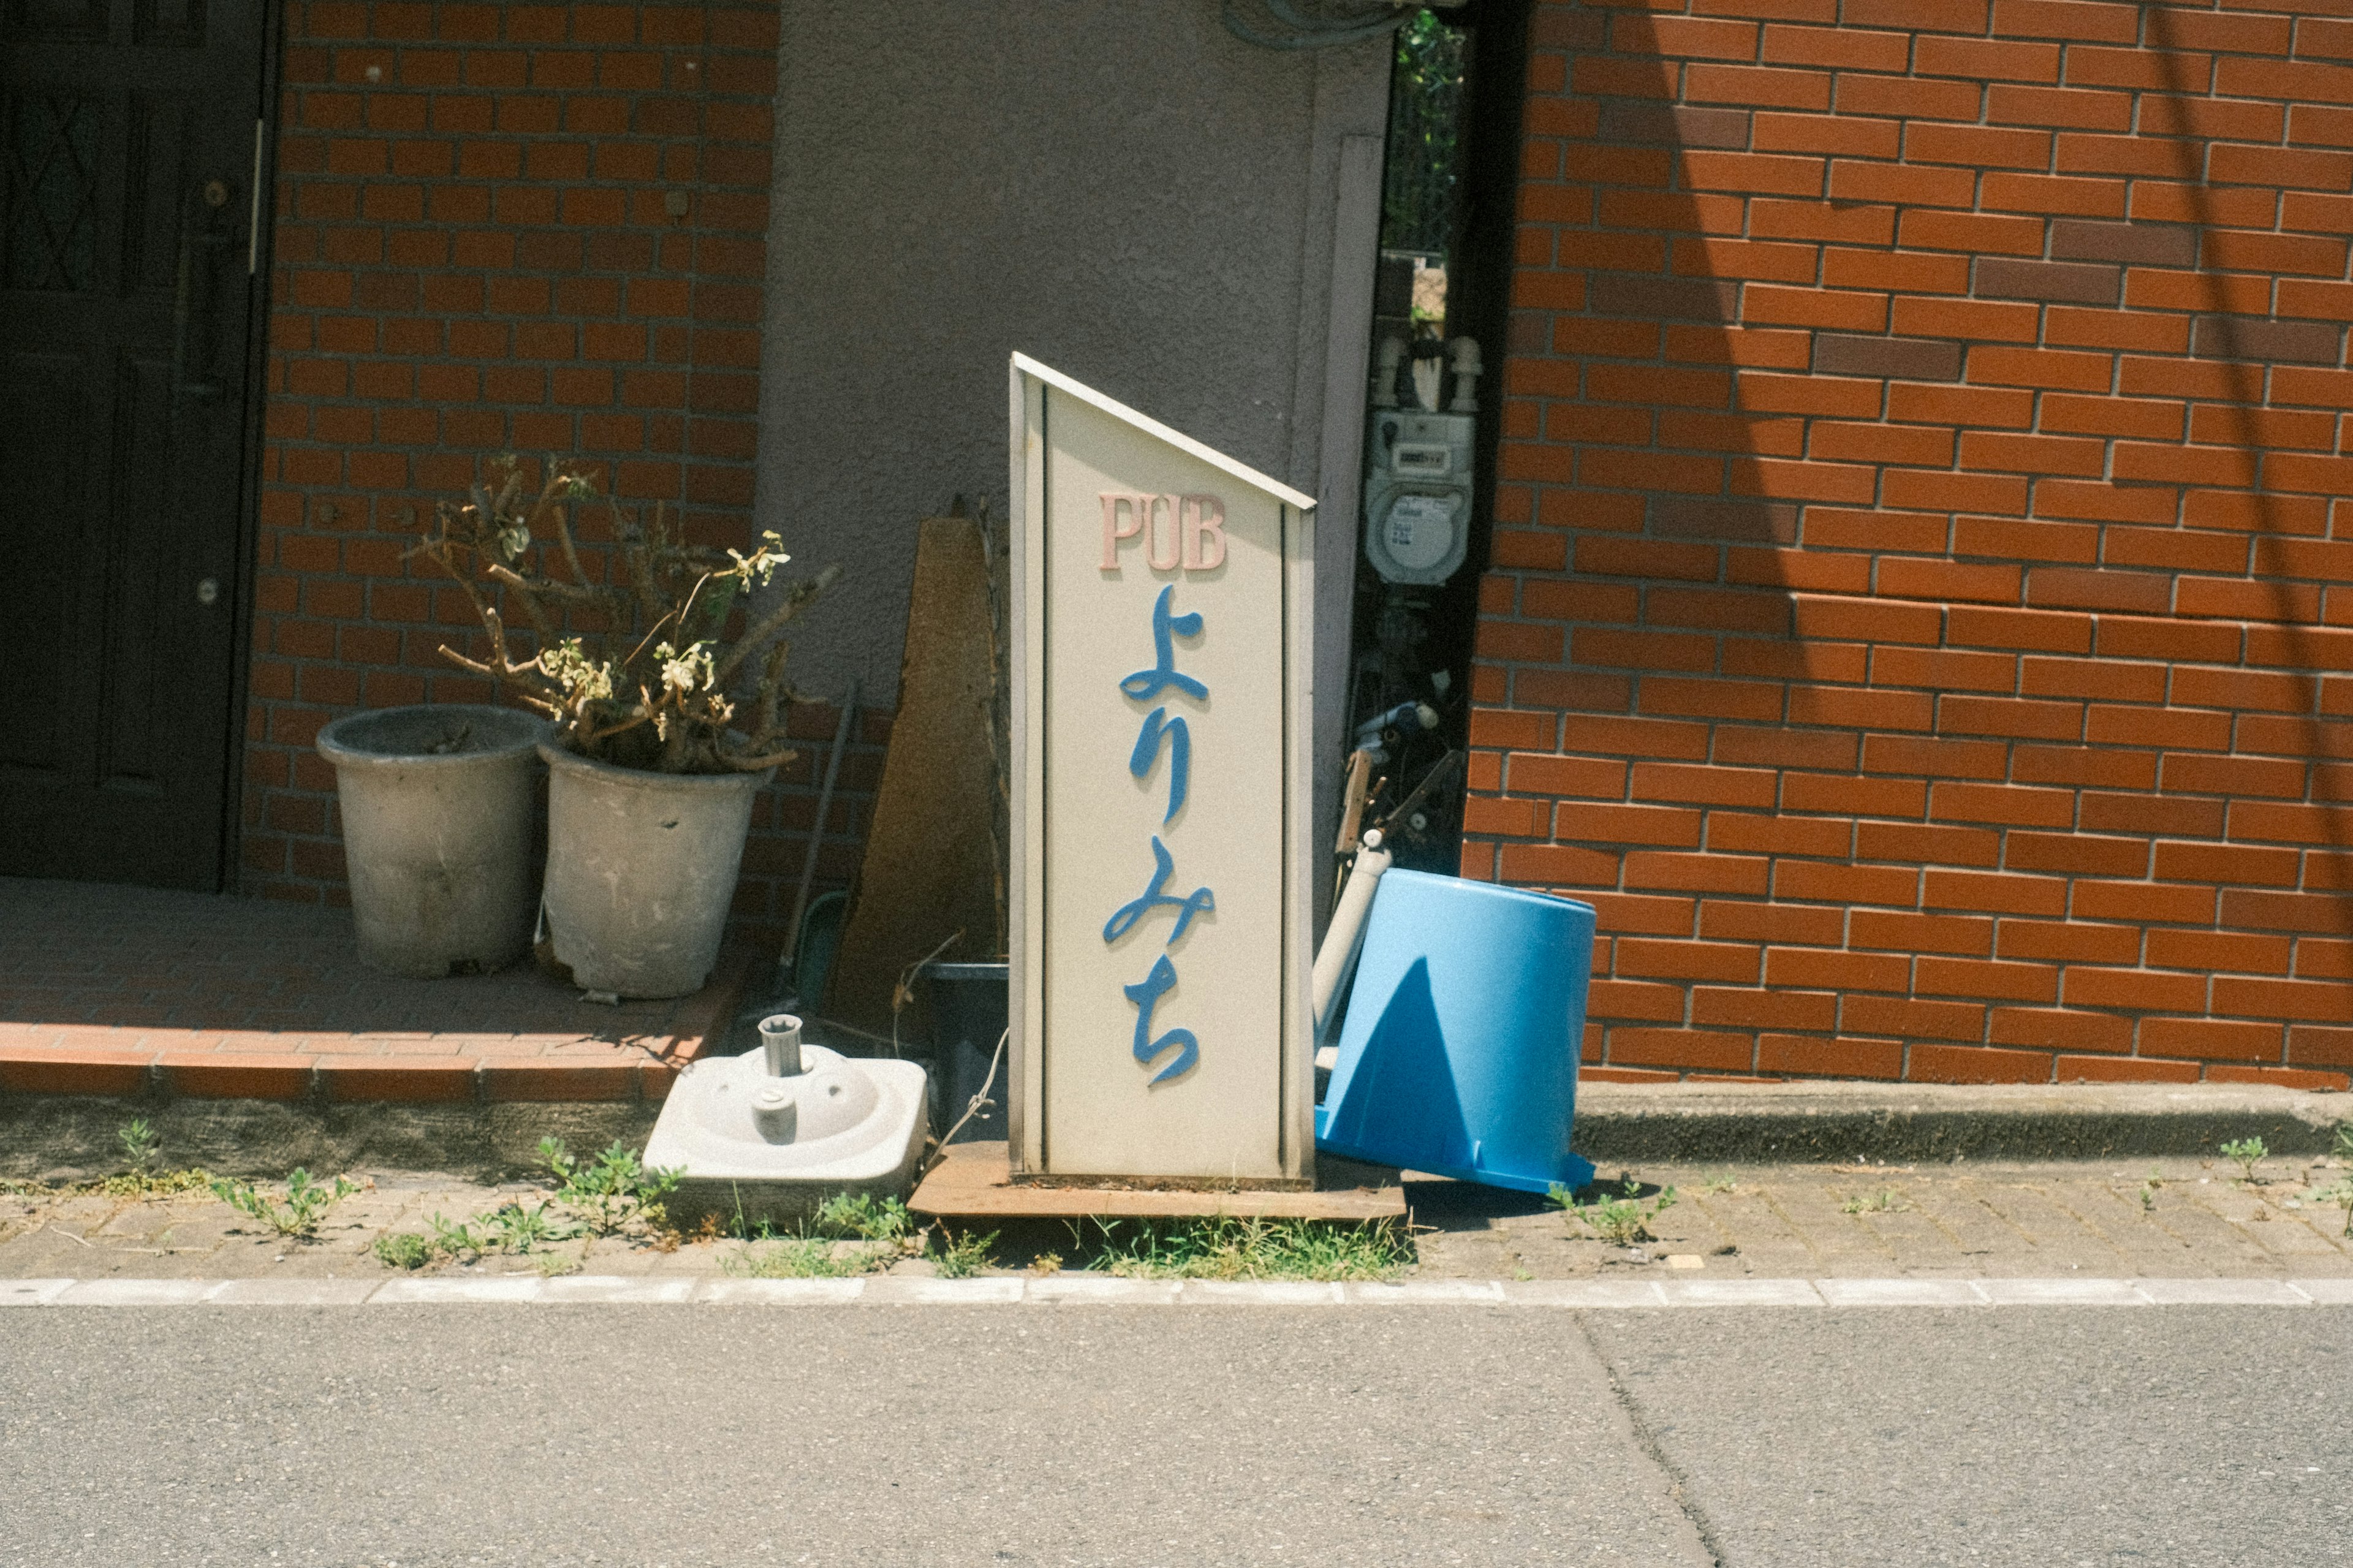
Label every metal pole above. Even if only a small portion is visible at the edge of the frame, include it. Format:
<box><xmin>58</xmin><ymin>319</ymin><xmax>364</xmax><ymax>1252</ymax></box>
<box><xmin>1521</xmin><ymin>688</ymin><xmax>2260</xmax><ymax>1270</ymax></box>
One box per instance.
<box><xmin>781</xmin><ymin>680</ymin><xmax>859</xmax><ymax>977</ymax></box>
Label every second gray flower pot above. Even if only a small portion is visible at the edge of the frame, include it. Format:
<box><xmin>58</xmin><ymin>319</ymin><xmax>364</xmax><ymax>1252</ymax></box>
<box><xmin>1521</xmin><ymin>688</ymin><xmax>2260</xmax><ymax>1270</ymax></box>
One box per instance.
<box><xmin>538</xmin><ymin>742</ymin><xmax>773</xmax><ymax>999</ymax></box>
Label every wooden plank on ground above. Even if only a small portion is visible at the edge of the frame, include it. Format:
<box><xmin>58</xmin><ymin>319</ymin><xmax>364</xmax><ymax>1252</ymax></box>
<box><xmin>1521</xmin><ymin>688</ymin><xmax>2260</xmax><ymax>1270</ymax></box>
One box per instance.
<box><xmin>910</xmin><ymin>1141</ymin><xmax>1407</xmax><ymax>1222</ymax></box>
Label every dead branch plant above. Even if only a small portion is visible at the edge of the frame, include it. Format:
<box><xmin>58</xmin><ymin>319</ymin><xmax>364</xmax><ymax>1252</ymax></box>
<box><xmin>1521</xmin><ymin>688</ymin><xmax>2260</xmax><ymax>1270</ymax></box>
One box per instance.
<box><xmin>408</xmin><ymin>454</ymin><xmax>842</xmax><ymax>775</ymax></box>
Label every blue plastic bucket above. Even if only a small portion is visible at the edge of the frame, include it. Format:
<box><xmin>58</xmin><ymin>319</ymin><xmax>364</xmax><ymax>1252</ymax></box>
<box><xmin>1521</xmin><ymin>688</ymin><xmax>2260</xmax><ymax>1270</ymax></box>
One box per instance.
<box><xmin>1314</xmin><ymin>869</ymin><xmax>1597</xmax><ymax>1195</ymax></box>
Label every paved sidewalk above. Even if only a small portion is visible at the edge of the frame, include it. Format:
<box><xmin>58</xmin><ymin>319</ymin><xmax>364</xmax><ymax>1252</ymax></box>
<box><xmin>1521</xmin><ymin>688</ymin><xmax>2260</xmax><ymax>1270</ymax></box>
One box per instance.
<box><xmin>6</xmin><ymin>1154</ymin><xmax>2349</xmax><ymax>1284</ymax></box>
<box><xmin>1409</xmin><ymin>1153</ymin><xmax>2353</xmax><ymax>1281</ymax></box>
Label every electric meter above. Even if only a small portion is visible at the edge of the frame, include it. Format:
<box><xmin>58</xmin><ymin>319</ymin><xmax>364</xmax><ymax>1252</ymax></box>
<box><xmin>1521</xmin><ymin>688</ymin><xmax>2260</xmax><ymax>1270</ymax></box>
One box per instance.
<box><xmin>1363</xmin><ymin>407</ymin><xmax>1474</xmax><ymax>586</ymax></box>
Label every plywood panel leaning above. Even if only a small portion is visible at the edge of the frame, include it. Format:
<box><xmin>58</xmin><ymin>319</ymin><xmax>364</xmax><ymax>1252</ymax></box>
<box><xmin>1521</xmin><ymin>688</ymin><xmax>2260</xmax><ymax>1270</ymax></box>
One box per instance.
<box><xmin>827</xmin><ymin>517</ymin><xmax>1003</xmax><ymax>1031</ymax></box>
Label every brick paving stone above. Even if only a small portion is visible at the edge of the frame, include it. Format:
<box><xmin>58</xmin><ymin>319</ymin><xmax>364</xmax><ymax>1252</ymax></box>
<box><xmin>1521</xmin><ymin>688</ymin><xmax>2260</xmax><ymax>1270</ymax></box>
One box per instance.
<box><xmin>2238</xmin><ymin>1205</ymin><xmax>2343</xmax><ymax>1261</ymax></box>
<box><xmin>1939</xmin><ymin>1177</ymin><xmax>2108</xmax><ymax>1281</ymax></box>
<box><xmin>1756</xmin><ymin>1184</ymin><xmax>1895</xmax><ymax>1276</ymax></box>
<box><xmin>2066</xmin><ymin>1181</ymin><xmax>2218</xmax><ymax>1277</ymax></box>
<box><xmin>1968</xmin><ymin>1180</ymin><xmax>2131</xmax><ymax>1269</ymax></box>
<box><xmin>2140</xmin><ymin>1185</ymin><xmax>2295</xmax><ymax>1273</ymax></box>
<box><xmin>1841</xmin><ymin>1186</ymin><xmax>1950</xmax><ymax>1263</ymax></box>
<box><xmin>1683</xmin><ymin>1186</ymin><xmax>1819</xmax><ymax>1276</ymax></box>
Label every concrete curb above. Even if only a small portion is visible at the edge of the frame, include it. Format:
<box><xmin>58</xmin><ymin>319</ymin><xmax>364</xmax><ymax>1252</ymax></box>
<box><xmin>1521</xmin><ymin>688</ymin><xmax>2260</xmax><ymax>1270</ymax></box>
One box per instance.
<box><xmin>4</xmin><ymin>1274</ymin><xmax>2351</xmax><ymax>1308</ymax></box>
<box><xmin>2</xmin><ymin>1079</ymin><xmax>2345</xmax><ymax>1180</ymax></box>
<box><xmin>1571</xmin><ymin>1080</ymin><xmax>2353</xmax><ymax>1162</ymax></box>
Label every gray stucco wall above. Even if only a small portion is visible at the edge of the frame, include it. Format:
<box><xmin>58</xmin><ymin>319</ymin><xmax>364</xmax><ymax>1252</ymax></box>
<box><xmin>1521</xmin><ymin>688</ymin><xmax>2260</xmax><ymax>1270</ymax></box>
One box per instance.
<box><xmin>754</xmin><ymin>1</ymin><xmax>1390</xmax><ymax>710</ymax></box>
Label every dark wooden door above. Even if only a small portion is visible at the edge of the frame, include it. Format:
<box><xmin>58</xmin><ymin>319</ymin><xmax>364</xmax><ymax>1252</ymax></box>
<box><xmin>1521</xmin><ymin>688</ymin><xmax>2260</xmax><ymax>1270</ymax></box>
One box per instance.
<box><xmin>1</xmin><ymin>0</ymin><xmax>267</xmax><ymax>888</ymax></box>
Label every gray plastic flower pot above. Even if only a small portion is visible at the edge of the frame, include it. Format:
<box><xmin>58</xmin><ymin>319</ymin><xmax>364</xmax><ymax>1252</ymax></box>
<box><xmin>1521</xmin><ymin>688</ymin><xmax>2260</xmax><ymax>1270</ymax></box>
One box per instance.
<box><xmin>539</xmin><ymin>742</ymin><xmax>774</xmax><ymax>999</ymax></box>
<box><xmin>316</xmin><ymin>704</ymin><xmax>550</xmax><ymax>979</ymax></box>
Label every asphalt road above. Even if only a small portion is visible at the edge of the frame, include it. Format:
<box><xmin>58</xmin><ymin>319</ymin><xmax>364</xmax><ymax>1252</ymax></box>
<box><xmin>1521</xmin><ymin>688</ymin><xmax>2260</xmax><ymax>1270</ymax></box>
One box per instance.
<box><xmin>1584</xmin><ymin>1307</ymin><xmax>2353</xmax><ymax>1568</ymax></box>
<box><xmin>2</xmin><ymin>1306</ymin><xmax>2346</xmax><ymax>1567</ymax></box>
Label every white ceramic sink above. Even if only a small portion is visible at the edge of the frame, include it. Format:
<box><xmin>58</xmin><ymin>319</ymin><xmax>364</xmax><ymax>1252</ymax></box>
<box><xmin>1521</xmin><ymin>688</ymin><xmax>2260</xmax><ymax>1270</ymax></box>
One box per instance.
<box><xmin>645</xmin><ymin>1021</ymin><xmax>928</xmax><ymax>1225</ymax></box>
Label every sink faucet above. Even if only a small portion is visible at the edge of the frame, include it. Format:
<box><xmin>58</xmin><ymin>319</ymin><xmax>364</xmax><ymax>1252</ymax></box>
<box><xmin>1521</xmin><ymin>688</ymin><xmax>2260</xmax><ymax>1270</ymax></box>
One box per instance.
<box><xmin>759</xmin><ymin>1014</ymin><xmax>805</xmax><ymax>1078</ymax></box>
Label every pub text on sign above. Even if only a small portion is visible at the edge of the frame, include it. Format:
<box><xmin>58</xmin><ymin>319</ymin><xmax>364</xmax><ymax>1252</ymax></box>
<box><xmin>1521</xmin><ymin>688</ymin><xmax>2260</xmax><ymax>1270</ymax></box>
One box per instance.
<box><xmin>1104</xmin><ymin>494</ymin><xmax>1221</xmax><ymax>1088</ymax></box>
<box><xmin>1099</xmin><ymin>493</ymin><xmax>1228</xmax><ymax>572</ymax></box>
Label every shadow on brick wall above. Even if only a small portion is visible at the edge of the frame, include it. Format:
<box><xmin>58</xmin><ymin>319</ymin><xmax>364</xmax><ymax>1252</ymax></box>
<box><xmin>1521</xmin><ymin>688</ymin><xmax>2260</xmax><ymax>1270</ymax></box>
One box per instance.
<box><xmin>1469</xmin><ymin>1</ymin><xmax>2353</xmax><ymax>1091</ymax></box>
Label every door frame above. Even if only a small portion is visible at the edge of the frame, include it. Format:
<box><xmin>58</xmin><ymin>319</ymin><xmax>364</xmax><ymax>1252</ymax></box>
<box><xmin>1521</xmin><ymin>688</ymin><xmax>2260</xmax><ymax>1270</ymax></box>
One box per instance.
<box><xmin>209</xmin><ymin>0</ymin><xmax>287</xmax><ymax>893</ymax></box>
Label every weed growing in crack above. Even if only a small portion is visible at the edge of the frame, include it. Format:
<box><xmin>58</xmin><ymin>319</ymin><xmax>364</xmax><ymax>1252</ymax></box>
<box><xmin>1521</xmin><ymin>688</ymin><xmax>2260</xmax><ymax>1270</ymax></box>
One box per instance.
<box><xmin>209</xmin><ymin>1169</ymin><xmax>359</xmax><ymax>1240</ymax></box>
<box><xmin>363</xmin><ymin>1138</ymin><xmax>687</xmax><ymax>1271</ymax></box>
<box><xmin>2221</xmin><ymin>1137</ymin><xmax>2268</xmax><ymax>1184</ymax></box>
<box><xmin>1841</xmin><ymin>1189</ymin><xmax>1908</xmax><ymax>1216</ymax></box>
<box><xmin>809</xmin><ymin>1192</ymin><xmax>912</xmax><ymax>1243</ymax></box>
<box><xmin>1553</xmin><ymin>1179</ymin><xmax>1678</xmax><ymax>1246</ymax></box>
<box><xmin>2303</xmin><ymin>1127</ymin><xmax>2353</xmax><ymax>1238</ymax></box>
<box><xmin>2</xmin><ymin>1123</ymin><xmax>211</xmax><ymax>1200</ymax></box>
<box><xmin>540</xmin><ymin>1137</ymin><xmax>681</xmax><ymax>1236</ymax></box>
<box><xmin>716</xmin><ymin>1190</ymin><xmax>919</xmax><ymax>1279</ymax></box>
<box><xmin>371</xmin><ymin>1232</ymin><xmax>435</xmax><ymax>1270</ymax></box>
<box><xmin>2305</xmin><ymin>1180</ymin><xmax>2353</xmax><ymax>1239</ymax></box>
<box><xmin>118</xmin><ymin>1119</ymin><xmax>160</xmax><ymax>1176</ymax></box>
<box><xmin>481</xmin><ymin>1198</ymin><xmax>582</xmax><ymax>1254</ymax></box>
<box><xmin>429</xmin><ymin>1213</ymin><xmax>490</xmax><ymax>1258</ymax></box>
<box><xmin>929</xmin><ymin>1227</ymin><xmax>1000</xmax><ymax>1279</ymax></box>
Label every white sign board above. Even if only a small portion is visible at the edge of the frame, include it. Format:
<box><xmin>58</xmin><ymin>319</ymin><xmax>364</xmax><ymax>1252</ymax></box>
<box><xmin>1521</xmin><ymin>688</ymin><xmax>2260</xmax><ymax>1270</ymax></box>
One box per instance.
<box><xmin>1008</xmin><ymin>355</ymin><xmax>1317</xmax><ymax>1183</ymax></box>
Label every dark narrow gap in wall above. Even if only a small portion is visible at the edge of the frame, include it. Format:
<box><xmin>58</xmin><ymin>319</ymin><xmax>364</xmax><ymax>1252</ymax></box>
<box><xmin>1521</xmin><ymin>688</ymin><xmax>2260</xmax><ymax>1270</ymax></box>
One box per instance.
<box><xmin>218</xmin><ymin>0</ymin><xmax>290</xmax><ymax>894</ymax></box>
<box><xmin>1343</xmin><ymin>0</ymin><xmax>1531</xmax><ymax>877</ymax></box>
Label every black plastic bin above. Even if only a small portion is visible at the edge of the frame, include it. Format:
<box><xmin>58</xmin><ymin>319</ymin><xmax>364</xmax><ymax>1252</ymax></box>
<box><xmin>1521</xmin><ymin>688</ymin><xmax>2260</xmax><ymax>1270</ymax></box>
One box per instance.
<box><xmin>919</xmin><ymin>961</ymin><xmax>1009</xmax><ymax>1143</ymax></box>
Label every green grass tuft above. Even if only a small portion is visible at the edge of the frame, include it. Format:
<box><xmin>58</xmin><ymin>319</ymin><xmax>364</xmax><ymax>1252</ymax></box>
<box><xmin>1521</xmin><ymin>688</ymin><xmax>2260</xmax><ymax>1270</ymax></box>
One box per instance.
<box><xmin>1079</xmin><ymin>1216</ymin><xmax>1411</xmax><ymax>1282</ymax></box>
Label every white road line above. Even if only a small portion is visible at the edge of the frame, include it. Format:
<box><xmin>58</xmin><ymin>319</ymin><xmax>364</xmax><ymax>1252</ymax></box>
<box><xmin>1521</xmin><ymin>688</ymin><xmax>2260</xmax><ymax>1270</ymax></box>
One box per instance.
<box><xmin>1025</xmin><ymin>1277</ymin><xmax>1181</xmax><ymax>1305</ymax></box>
<box><xmin>53</xmin><ymin>1279</ymin><xmax>220</xmax><ymax>1306</ymax></box>
<box><xmin>1342</xmin><ymin>1280</ymin><xmax>1509</xmax><ymax>1305</ymax></box>
<box><xmin>206</xmin><ymin>1279</ymin><xmax>379</xmax><ymax>1305</ymax></box>
<box><xmin>1816</xmin><ymin>1278</ymin><xmax>1984</xmax><ymax>1307</ymax></box>
<box><xmin>697</xmin><ymin>1278</ymin><xmax>865</xmax><ymax>1304</ymax></box>
<box><xmin>2137</xmin><ymin>1278</ymin><xmax>2309</xmax><ymax>1306</ymax></box>
<box><xmin>8</xmin><ymin>1276</ymin><xmax>2353</xmax><ymax>1307</ymax></box>
<box><xmin>1976</xmin><ymin>1278</ymin><xmax>2151</xmax><ymax>1306</ymax></box>
<box><xmin>371</xmin><ymin>1276</ymin><xmax>546</xmax><ymax>1303</ymax></box>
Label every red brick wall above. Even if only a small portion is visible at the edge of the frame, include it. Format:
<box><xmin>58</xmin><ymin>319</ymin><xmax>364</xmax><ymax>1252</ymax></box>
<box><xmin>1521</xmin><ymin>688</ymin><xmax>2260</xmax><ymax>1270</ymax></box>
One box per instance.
<box><xmin>241</xmin><ymin>0</ymin><xmax>864</xmax><ymax>951</ymax></box>
<box><xmin>1476</xmin><ymin>0</ymin><xmax>2353</xmax><ymax>1089</ymax></box>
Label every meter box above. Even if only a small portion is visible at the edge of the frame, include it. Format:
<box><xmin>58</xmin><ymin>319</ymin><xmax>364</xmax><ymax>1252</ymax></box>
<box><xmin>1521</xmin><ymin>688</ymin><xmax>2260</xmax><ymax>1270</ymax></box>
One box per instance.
<box><xmin>1363</xmin><ymin>407</ymin><xmax>1474</xmax><ymax>586</ymax></box>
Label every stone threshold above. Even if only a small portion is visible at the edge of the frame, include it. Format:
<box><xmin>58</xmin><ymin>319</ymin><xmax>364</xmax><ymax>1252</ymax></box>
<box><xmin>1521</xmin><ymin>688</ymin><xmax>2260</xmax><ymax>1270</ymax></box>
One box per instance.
<box><xmin>0</xmin><ymin>960</ymin><xmax>751</xmax><ymax>1107</ymax></box>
